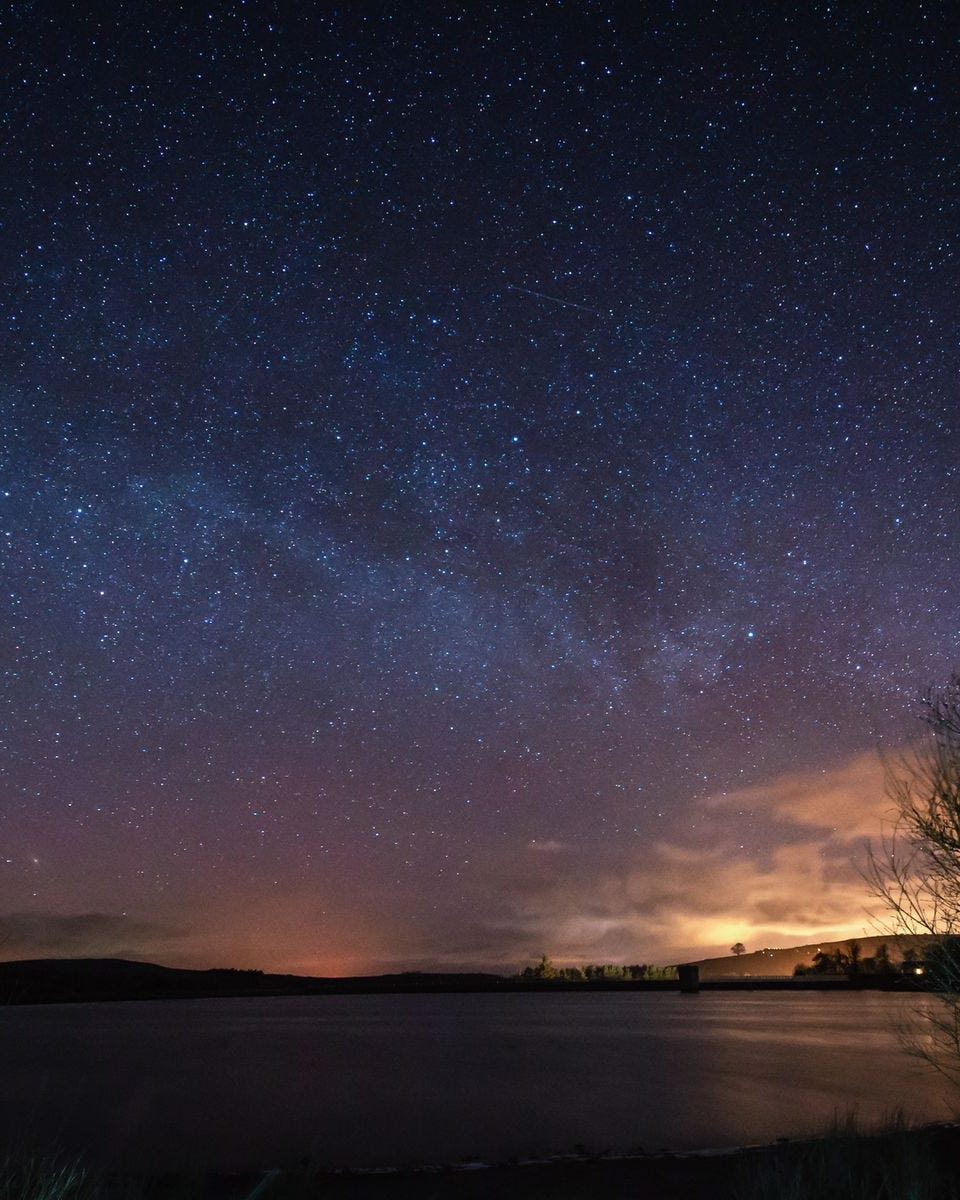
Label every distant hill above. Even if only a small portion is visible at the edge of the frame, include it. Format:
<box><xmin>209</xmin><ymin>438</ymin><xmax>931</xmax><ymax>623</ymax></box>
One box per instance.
<box><xmin>691</xmin><ymin>934</ymin><xmax>931</xmax><ymax>979</ymax></box>
<box><xmin>0</xmin><ymin>936</ymin><xmax>938</xmax><ymax>1005</ymax></box>
<box><xmin>0</xmin><ymin>958</ymin><xmax>507</xmax><ymax>1005</ymax></box>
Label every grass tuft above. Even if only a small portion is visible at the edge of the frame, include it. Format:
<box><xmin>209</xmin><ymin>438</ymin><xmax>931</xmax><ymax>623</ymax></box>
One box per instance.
<box><xmin>0</xmin><ymin>1152</ymin><xmax>91</xmax><ymax>1200</ymax></box>
<box><xmin>734</xmin><ymin>1111</ymin><xmax>960</xmax><ymax>1200</ymax></box>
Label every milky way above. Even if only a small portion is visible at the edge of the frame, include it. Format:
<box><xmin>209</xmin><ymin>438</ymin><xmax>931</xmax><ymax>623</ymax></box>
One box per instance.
<box><xmin>2</xmin><ymin>4</ymin><xmax>958</xmax><ymax>972</ymax></box>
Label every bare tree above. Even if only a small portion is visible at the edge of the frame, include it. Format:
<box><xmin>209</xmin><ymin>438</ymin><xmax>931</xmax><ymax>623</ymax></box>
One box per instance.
<box><xmin>867</xmin><ymin>673</ymin><xmax>960</xmax><ymax>1078</ymax></box>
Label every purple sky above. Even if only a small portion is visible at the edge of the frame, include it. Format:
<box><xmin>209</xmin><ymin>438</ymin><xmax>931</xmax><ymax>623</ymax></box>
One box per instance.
<box><xmin>1</xmin><ymin>3</ymin><xmax>957</xmax><ymax>972</ymax></box>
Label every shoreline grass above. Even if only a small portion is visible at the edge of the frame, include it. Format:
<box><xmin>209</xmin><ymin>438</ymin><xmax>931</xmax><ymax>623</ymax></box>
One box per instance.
<box><xmin>733</xmin><ymin>1113</ymin><xmax>960</xmax><ymax>1199</ymax></box>
<box><xmin>5</xmin><ymin>1116</ymin><xmax>960</xmax><ymax>1200</ymax></box>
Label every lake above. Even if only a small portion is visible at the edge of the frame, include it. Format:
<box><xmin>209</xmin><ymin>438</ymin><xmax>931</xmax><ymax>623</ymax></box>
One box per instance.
<box><xmin>1</xmin><ymin>991</ymin><xmax>956</xmax><ymax>1171</ymax></box>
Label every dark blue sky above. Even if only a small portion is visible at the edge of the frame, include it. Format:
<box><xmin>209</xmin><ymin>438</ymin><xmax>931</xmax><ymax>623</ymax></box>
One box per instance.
<box><xmin>1</xmin><ymin>2</ymin><xmax>957</xmax><ymax>972</ymax></box>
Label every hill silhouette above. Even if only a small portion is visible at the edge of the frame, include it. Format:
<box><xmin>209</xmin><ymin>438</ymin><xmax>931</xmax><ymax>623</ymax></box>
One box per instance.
<box><xmin>0</xmin><ymin>957</ymin><xmax>506</xmax><ymax>1005</ymax></box>
<box><xmin>0</xmin><ymin>934</ymin><xmax>934</xmax><ymax>1005</ymax></box>
<box><xmin>691</xmin><ymin>934</ymin><xmax>930</xmax><ymax>979</ymax></box>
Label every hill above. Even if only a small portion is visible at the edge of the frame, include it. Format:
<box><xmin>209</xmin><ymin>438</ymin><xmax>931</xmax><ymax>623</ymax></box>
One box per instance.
<box><xmin>0</xmin><ymin>935</ymin><xmax>938</xmax><ymax>1004</ymax></box>
<box><xmin>0</xmin><ymin>958</ymin><xmax>506</xmax><ymax>1005</ymax></box>
<box><xmin>691</xmin><ymin>934</ymin><xmax>931</xmax><ymax>979</ymax></box>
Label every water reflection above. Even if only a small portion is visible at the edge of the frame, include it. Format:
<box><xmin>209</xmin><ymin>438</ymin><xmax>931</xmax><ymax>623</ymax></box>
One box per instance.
<box><xmin>1</xmin><ymin>992</ymin><xmax>955</xmax><ymax>1170</ymax></box>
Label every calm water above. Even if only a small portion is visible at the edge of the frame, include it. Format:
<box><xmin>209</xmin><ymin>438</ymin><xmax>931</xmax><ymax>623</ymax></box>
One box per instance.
<box><xmin>0</xmin><ymin>991</ymin><xmax>956</xmax><ymax>1171</ymax></box>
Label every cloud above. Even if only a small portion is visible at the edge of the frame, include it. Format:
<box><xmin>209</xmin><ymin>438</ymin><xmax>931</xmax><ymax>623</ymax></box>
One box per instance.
<box><xmin>394</xmin><ymin>749</ymin><xmax>894</xmax><ymax>970</ymax></box>
<box><xmin>359</xmin><ymin>836</ymin><xmax>876</xmax><ymax>973</ymax></box>
<box><xmin>499</xmin><ymin>842</ymin><xmax>874</xmax><ymax>964</ymax></box>
<box><xmin>2</xmin><ymin>751</ymin><xmax>894</xmax><ymax>975</ymax></box>
<box><xmin>705</xmin><ymin>750</ymin><xmax>893</xmax><ymax>840</ymax></box>
<box><xmin>0</xmin><ymin>911</ymin><xmax>186</xmax><ymax>961</ymax></box>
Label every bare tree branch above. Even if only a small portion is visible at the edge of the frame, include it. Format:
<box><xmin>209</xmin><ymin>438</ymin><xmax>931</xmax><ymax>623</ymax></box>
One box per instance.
<box><xmin>867</xmin><ymin>673</ymin><xmax>960</xmax><ymax>1080</ymax></box>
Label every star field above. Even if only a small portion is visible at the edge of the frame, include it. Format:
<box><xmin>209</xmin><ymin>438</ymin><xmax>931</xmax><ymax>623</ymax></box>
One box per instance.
<box><xmin>1</xmin><ymin>3</ymin><xmax>959</xmax><ymax>972</ymax></box>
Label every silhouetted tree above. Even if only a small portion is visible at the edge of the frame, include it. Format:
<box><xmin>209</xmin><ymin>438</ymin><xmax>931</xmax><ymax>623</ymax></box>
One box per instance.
<box><xmin>805</xmin><ymin>949</ymin><xmax>848</xmax><ymax>975</ymax></box>
<box><xmin>644</xmin><ymin>964</ymin><xmax>678</xmax><ymax>980</ymax></box>
<box><xmin>874</xmin><ymin>942</ymin><xmax>892</xmax><ymax>975</ymax></box>
<box><xmin>731</xmin><ymin>942</ymin><xmax>746</xmax><ymax>957</ymax></box>
<box><xmin>532</xmin><ymin>954</ymin><xmax>558</xmax><ymax>980</ymax></box>
<box><xmin>868</xmin><ymin>674</ymin><xmax>960</xmax><ymax>1078</ymax></box>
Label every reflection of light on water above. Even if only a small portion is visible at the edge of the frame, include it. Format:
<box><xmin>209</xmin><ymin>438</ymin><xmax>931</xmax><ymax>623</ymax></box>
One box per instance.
<box><xmin>0</xmin><ymin>993</ymin><xmax>955</xmax><ymax>1170</ymax></box>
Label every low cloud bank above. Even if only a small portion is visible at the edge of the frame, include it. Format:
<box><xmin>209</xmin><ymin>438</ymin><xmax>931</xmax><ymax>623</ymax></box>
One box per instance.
<box><xmin>0</xmin><ymin>751</ymin><xmax>897</xmax><ymax>975</ymax></box>
<box><xmin>0</xmin><ymin>911</ymin><xmax>185</xmax><ymax>961</ymax></box>
<box><xmin>395</xmin><ymin>749</ymin><xmax>894</xmax><ymax>970</ymax></box>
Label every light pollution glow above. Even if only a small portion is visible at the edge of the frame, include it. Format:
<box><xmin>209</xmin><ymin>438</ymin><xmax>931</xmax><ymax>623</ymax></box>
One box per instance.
<box><xmin>2</xmin><ymin>749</ymin><xmax>891</xmax><ymax>974</ymax></box>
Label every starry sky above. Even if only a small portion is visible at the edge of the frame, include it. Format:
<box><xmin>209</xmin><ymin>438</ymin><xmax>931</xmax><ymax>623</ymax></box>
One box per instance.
<box><xmin>1</xmin><ymin>2</ymin><xmax>958</xmax><ymax>974</ymax></box>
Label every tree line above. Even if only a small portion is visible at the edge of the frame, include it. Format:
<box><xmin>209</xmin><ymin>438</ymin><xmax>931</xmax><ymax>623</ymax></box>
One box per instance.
<box><xmin>517</xmin><ymin>955</ymin><xmax>677</xmax><ymax>982</ymax></box>
<box><xmin>792</xmin><ymin>940</ymin><xmax>896</xmax><ymax>977</ymax></box>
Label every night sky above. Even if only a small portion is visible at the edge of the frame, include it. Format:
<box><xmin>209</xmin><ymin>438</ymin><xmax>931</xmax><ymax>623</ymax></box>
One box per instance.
<box><xmin>2</xmin><ymin>3</ymin><xmax>958</xmax><ymax>974</ymax></box>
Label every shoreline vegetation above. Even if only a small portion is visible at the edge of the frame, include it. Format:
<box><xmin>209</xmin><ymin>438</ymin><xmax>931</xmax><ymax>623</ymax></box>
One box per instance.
<box><xmin>0</xmin><ymin>934</ymin><xmax>936</xmax><ymax>1005</ymax></box>
<box><xmin>4</xmin><ymin>1118</ymin><xmax>960</xmax><ymax>1200</ymax></box>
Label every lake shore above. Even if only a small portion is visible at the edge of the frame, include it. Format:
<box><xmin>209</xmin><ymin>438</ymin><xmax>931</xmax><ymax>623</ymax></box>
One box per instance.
<box><xmin>143</xmin><ymin>1150</ymin><xmax>752</xmax><ymax>1199</ymax></box>
<box><xmin>15</xmin><ymin>1124</ymin><xmax>960</xmax><ymax>1200</ymax></box>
